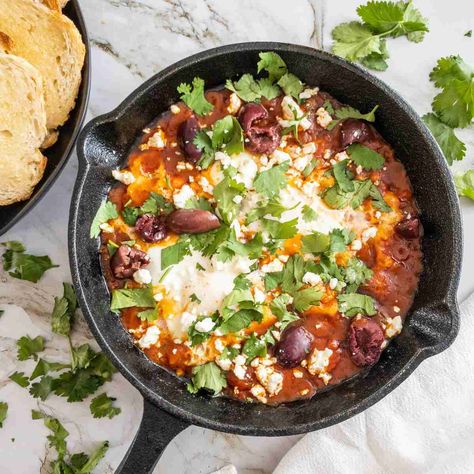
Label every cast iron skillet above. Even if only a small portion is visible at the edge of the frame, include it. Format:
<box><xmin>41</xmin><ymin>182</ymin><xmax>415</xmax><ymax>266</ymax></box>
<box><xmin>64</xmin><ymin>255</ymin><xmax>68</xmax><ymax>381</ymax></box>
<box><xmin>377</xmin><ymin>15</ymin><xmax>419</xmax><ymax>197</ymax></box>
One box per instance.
<box><xmin>0</xmin><ymin>0</ymin><xmax>90</xmax><ymax>236</ymax></box>
<box><xmin>69</xmin><ymin>43</ymin><xmax>462</xmax><ymax>473</ymax></box>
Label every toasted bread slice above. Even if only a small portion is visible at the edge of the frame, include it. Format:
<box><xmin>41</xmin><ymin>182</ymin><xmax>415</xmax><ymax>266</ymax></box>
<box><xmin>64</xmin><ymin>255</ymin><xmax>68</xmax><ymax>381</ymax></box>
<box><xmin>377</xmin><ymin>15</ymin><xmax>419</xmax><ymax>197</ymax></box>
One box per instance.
<box><xmin>0</xmin><ymin>0</ymin><xmax>85</xmax><ymax>133</ymax></box>
<box><xmin>0</xmin><ymin>53</ymin><xmax>48</xmax><ymax>206</ymax></box>
<box><xmin>36</xmin><ymin>0</ymin><xmax>69</xmax><ymax>12</ymax></box>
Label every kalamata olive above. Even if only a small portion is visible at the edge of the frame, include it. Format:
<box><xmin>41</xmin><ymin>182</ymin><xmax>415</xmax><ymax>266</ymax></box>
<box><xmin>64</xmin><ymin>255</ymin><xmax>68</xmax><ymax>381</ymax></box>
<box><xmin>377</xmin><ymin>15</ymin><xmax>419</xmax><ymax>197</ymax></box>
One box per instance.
<box><xmin>178</xmin><ymin>116</ymin><xmax>202</xmax><ymax>163</ymax></box>
<box><xmin>110</xmin><ymin>245</ymin><xmax>150</xmax><ymax>279</ymax></box>
<box><xmin>338</xmin><ymin>118</ymin><xmax>376</xmax><ymax>149</ymax></box>
<box><xmin>395</xmin><ymin>217</ymin><xmax>420</xmax><ymax>239</ymax></box>
<box><xmin>239</xmin><ymin>103</ymin><xmax>281</xmax><ymax>154</ymax></box>
<box><xmin>135</xmin><ymin>214</ymin><xmax>168</xmax><ymax>242</ymax></box>
<box><xmin>274</xmin><ymin>323</ymin><xmax>314</xmax><ymax>368</ymax></box>
<box><xmin>348</xmin><ymin>317</ymin><xmax>384</xmax><ymax>367</ymax></box>
<box><xmin>166</xmin><ymin>209</ymin><xmax>220</xmax><ymax>234</ymax></box>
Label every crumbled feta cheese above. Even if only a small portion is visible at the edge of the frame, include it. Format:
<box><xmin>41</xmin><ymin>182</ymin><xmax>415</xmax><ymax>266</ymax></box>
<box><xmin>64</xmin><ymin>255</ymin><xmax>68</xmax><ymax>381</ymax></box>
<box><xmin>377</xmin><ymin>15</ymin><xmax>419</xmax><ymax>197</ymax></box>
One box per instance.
<box><xmin>170</xmin><ymin>104</ymin><xmax>180</xmax><ymax>114</ymax></box>
<box><xmin>255</xmin><ymin>365</ymin><xmax>283</xmax><ymax>395</ymax></box>
<box><xmin>319</xmin><ymin>372</ymin><xmax>332</xmax><ymax>385</ymax></box>
<box><xmin>293</xmin><ymin>369</ymin><xmax>304</xmax><ymax>378</ymax></box>
<box><xmin>302</xmin><ymin>181</ymin><xmax>319</xmax><ymax>197</ymax></box>
<box><xmin>216</xmin><ymin>358</ymin><xmax>232</xmax><ymax>371</ymax></box>
<box><xmin>112</xmin><ymin>169</ymin><xmax>135</xmax><ymax>185</ymax></box>
<box><xmin>329</xmin><ymin>278</ymin><xmax>338</xmax><ymax>290</ymax></box>
<box><xmin>302</xmin><ymin>142</ymin><xmax>317</xmax><ymax>155</ymax></box>
<box><xmin>356</xmin><ymin>165</ymin><xmax>363</xmax><ymax>175</ymax></box>
<box><xmin>271</xmin><ymin>149</ymin><xmax>291</xmax><ymax>164</ymax></box>
<box><xmin>278</xmin><ymin>254</ymin><xmax>289</xmax><ymax>263</ymax></box>
<box><xmin>323</xmin><ymin>149</ymin><xmax>332</xmax><ymax>160</ymax></box>
<box><xmin>254</xmin><ymin>288</ymin><xmax>266</xmax><ymax>304</ymax></box>
<box><xmin>393</xmin><ymin>306</ymin><xmax>401</xmax><ymax>313</ymax></box>
<box><xmin>292</xmin><ymin>155</ymin><xmax>312</xmax><ymax>172</ymax></box>
<box><xmin>215</xmin><ymin>339</ymin><xmax>225</xmax><ymax>353</ymax></box>
<box><xmin>133</xmin><ymin>269</ymin><xmax>152</xmax><ymax>285</ymax></box>
<box><xmin>302</xmin><ymin>272</ymin><xmax>322</xmax><ymax>286</ymax></box>
<box><xmin>233</xmin><ymin>195</ymin><xmax>243</xmax><ymax>204</ymax></box>
<box><xmin>334</xmin><ymin>151</ymin><xmax>349</xmax><ymax>162</ymax></box>
<box><xmin>138</xmin><ymin>326</ymin><xmax>160</xmax><ymax>349</ymax></box>
<box><xmin>147</xmin><ymin>129</ymin><xmax>166</xmax><ymax>149</ymax></box>
<box><xmin>261</xmin><ymin>259</ymin><xmax>284</xmax><ymax>273</ymax></box>
<box><xmin>233</xmin><ymin>355</ymin><xmax>247</xmax><ymax>366</ymax></box>
<box><xmin>316</xmin><ymin>107</ymin><xmax>333</xmax><ymax>129</ymax></box>
<box><xmin>227</xmin><ymin>92</ymin><xmax>242</xmax><ymax>114</ymax></box>
<box><xmin>375</xmin><ymin>211</ymin><xmax>382</xmax><ymax>219</ymax></box>
<box><xmin>199</xmin><ymin>176</ymin><xmax>213</xmax><ymax>194</ymax></box>
<box><xmin>250</xmin><ymin>384</ymin><xmax>267</xmax><ymax>403</ymax></box>
<box><xmin>180</xmin><ymin>312</ymin><xmax>197</xmax><ymax>332</ymax></box>
<box><xmin>233</xmin><ymin>364</ymin><xmax>247</xmax><ymax>380</ymax></box>
<box><xmin>281</xmin><ymin>95</ymin><xmax>302</xmax><ymax>120</ymax></box>
<box><xmin>307</xmin><ymin>348</ymin><xmax>333</xmax><ymax>376</ymax></box>
<box><xmin>385</xmin><ymin>316</ymin><xmax>403</xmax><ymax>338</ymax></box>
<box><xmin>271</xmin><ymin>330</ymin><xmax>281</xmax><ymax>341</ymax></box>
<box><xmin>99</xmin><ymin>223</ymin><xmax>114</xmax><ymax>233</ymax></box>
<box><xmin>299</xmin><ymin>87</ymin><xmax>319</xmax><ymax>99</ymax></box>
<box><xmin>351</xmin><ymin>239</ymin><xmax>362</xmax><ymax>251</ymax></box>
<box><xmin>153</xmin><ymin>293</ymin><xmax>163</xmax><ymax>302</ymax></box>
<box><xmin>362</xmin><ymin>227</ymin><xmax>377</xmax><ymax>242</ymax></box>
<box><xmin>195</xmin><ymin>317</ymin><xmax>215</xmax><ymax>333</ymax></box>
<box><xmin>173</xmin><ymin>184</ymin><xmax>195</xmax><ymax>208</ymax></box>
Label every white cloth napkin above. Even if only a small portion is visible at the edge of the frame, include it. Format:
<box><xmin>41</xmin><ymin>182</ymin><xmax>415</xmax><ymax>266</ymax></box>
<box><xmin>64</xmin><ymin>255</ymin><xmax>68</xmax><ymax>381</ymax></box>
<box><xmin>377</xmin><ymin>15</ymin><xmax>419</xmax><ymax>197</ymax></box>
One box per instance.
<box><xmin>274</xmin><ymin>294</ymin><xmax>474</xmax><ymax>474</ymax></box>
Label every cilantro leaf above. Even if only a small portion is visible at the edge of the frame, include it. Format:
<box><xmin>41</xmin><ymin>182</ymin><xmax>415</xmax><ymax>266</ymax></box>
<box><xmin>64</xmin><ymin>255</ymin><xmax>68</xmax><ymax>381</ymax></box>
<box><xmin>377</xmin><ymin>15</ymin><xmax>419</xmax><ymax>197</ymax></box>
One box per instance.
<box><xmin>422</xmin><ymin>113</ymin><xmax>466</xmax><ymax>165</ymax></box>
<box><xmin>455</xmin><ymin>170</ymin><xmax>474</xmax><ymax>200</ymax></box>
<box><xmin>9</xmin><ymin>371</ymin><xmax>30</xmax><ymax>387</ymax></box>
<box><xmin>323</xmin><ymin>179</ymin><xmax>374</xmax><ymax>210</ymax></box>
<box><xmin>187</xmin><ymin>362</ymin><xmax>227</xmax><ymax>394</ymax></box>
<box><xmin>225</xmin><ymin>74</ymin><xmax>279</xmax><ymax>102</ymax></box>
<box><xmin>30</xmin><ymin>359</ymin><xmax>70</xmax><ymax>380</ymax></box>
<box><xmin>257</xmin><ymin>52</ymin><xmax>288</xmax><ymax>82</ymax></box>
<box><xmin>161</xmin><ymin>239</ymin><xmax>191</xmax><ymax>269</ymax></box>
<box><xmin>72</xmin><ymin>442</ymin><xmax>109</xmax><ymax>473</ymax></box>
<box><xmin>262</xmin><ymin>218</ymin><xmax>298</xmax><ymax>240</ymax></box>
<box><xmin>177</xmin><ymin>77</ymin><xmax>213</xmax><ymax>116</ymax></box>
<box><xmin>211</xmin><ymin>116</ymin><xmax>244</xmax><ymax>155</ymax></box>
<box><xmin>213</xmin><ymin>176</ymin><xmax>246</xmax><ymax>224</ymax></box>
<box><xmin>332</xmin><ymin>21</ymin><xmax>383</xmax><ymax>62</ymax></box>
<box><xmin>281</xmin><ymin>255</ymin><xmax>305</xmax><ymax>294</ymax></box>
<box><xmin>369</xmin><ymin>184</ymin><xmax>392</xmax><ymax>212</ymax></box>
<box><xmin>329</xmin><ymin>228</ymin><xmax>355</xmax><ymax>252</ymax></box>
<box><xmin>302</xmin><ymin>204</ymin><xmax>318</xmax><ymax>222</ymax></box>
<box><xmin>29</xmin><ymin>375</ymin><xmax>56</xmax><ymax>401</ymax></box>
<box><xmin>293</xmin><ymin>288</ymin><xmax>323</xmax><ymax>312</ymax></box>
<box><xmin>218</xmin><ymin>308</ymin><xmax>262</xmax><ymax>334</ymax></box>
<box><xmin>0</xmin><ymin>402</ymin><xmax>7</xmax><ymax>428</ymax></box>
<box><xmin>269</xmin><ymin>294</ymin><xmax>299</xmax><ymax>330</ymax></box>
<box><xmin>337</xmin><ymin>293</ymin><xmax>376</xmax><ymax>317</ymax></box>
<box><xmin>357</xmin><ymin>1</ymin><xmax>429</xmax><ymax>41</ymax></box>
<box><xmin>51</xmin><ymin>283</ymin><xmax>77</xmax><ymax>337</ymax></box>
<box><xmin>54</xmin><ymin>370</ymin><xmax>103</xmax><ymax>402</ymax></box>
<box><xmin>110</xmin><ymin>287</ymin><xmax>155</xmax><ymax>312</ymax></box>
<box><xmin>90</xmin><ymin>201</ymin><xmax>118</xmax><ymax>238</ymax></box>
<box><xmin>361</xmin><ymin>39</ymin><xmax>389</xmax><ymax>71</ymax></box>
<box><xmin>301</xmin><ymin>232</ymin><xmax>330</xmax><ymax>254</ymax></box>
<box><xmin>32</xmin><ymin>410</ymin><xmax>68</xmax><ymax>458</ymax></box>
<box><xmin>17</xmin><ymin>335</ymin><xmax>45</xmax><ymax>361</ymax></box>
<box><xmin>242</xmin><ymin>333</ymin><xmax>267</xmax><ymax>361</ymax></box>
<box><xmin>429</xmin><ymin>55</ymin><xmax>474</xmax><ymax>128</ymax></box>
<box><xmin>277</xmin><ymin>73</ymin><xmax>304</xmax><ymax>100</ymax></box>
<box><xmin>254</xmin><ymin>161</ymin><xmax>289</xmax><ymax>198</ymax></box>
<box><xmin>332</xmin><ymin>160</ymin><xmax>355</xmax><ymax>192</ymax></box>
<box><xmin>327</xmin><ymin>104</ymin><xmax>379</xmax><ymax>130</ymax></box>
<box><xmin>90</xmin><ymin>393</ymin><xmax>121</xmax><ymax>419</ymax></box>
<box><xmin>347</xmin><ymin>143</ymin><xmax>385</xmax><ymax>170</ymax></box>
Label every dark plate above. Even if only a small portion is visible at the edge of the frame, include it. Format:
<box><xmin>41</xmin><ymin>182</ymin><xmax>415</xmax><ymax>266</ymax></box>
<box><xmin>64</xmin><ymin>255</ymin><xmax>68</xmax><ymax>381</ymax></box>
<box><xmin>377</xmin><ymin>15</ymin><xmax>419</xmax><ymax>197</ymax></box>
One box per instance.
<box><xmin>0</xmin><ymin>0</ymin><xmax>90</xmax><ymax>235</ymax></box>
<box><xmin>70</xmin><ymin>43</ymin><xmax>462</xmax><ymax>472</ymax></box>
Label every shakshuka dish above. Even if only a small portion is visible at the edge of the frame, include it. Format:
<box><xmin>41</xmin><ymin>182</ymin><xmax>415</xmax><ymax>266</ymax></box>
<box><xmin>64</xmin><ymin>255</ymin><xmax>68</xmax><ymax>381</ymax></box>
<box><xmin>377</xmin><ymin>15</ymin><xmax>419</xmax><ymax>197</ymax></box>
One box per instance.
<box><xmin>91</xmin><ymin>52</ymin><xmax>423</xmax><ymax>405</ymax></box>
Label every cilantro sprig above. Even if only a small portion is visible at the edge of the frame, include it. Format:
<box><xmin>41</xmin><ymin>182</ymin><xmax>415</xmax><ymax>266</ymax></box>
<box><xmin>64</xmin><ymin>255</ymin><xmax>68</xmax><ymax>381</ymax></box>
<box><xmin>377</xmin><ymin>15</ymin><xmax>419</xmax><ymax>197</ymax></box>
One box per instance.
<box><xmin>0</xmin><ymin>402</ymin><xmax>7</xmax><ymax>428</ymax></box>
<box><xmin>331</xmin><ymin>1</ymin><xmax>429</xmax><ymax>71</ymax></box>
<box><xmin>187</xmin><ymin>362</ymin><xmax>227</xmax><ymax>395</ymax></box>
<box><xmin>177</xmin><ymin>77</ymin><xmax>214</xmax><ymax>116</ymax></box>
<box><xmin>1</xmin><ymin>241</ymin><xmax>58</xmax><ymax>283</ymax></box>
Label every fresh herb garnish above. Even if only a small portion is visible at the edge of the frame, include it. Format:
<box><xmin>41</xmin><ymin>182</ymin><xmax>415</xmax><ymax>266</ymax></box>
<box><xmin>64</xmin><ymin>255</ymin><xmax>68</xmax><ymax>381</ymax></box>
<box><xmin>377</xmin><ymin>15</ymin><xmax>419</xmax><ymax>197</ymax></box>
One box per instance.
<box><xmin>213</xmin><ymin>176</ymin><xmax>246</xmax><ymax>224</ymax></box>
<box><xmin>254</xmin><ymin>161</ymin><xmax>289</xmax><ymax>199</ymax></box>
<box><xmin>455</xmin><ymin>170</ymin><xmax>474</xmax><ymax>200</ymax></box>
<box><xmin>177</xmin><ymin>77</ymin><xmax>214</xmax><ymax>116</ymax></box>
<box><xmin>226</xmin><ymin>74</ymin><xmax>280</xmax><ymax>102</ymax></box>
<box><xmin>301</xmin><ymin>232</ymin><xmax>331</xmax><ymax>254</ymax></box>
<box><xmin>242</xmin><ymin>333</ymin><xmax>267</xmax><ymax>361</ymax></box>
<box><xmin>9</xmin><ymin>371</ymin><xmax>30</xmax><ymax>387</ymax></box>
<box><xmin>110</xmin><ymin>287</ymin><xmax>156</xmax><ymax>312</ymax></box>
<box><xmin>187</xmin><ymin>362</ymin><xmax>227</xmax><ymax>395</ymax></box>
<box><xmin>293</xmin><ymin>288</ymin><xmax>323</xmax><ymax>312</ymax></box>
<box><xmin>337</xmin><ymin>293</ymin><xmax>377</xmax><ymax>317</ymax></box>
<box><xmin>347</xmin><ymin>143</ymin><xmax>385</xmax><ymax>170</ymax></box>
<box><xmin>331</xmin><ymin>1</ymin><xmax>428</xmax><ymax>70</ymax></box>
<box><xmin>302</xmin><ymin>204</ymin><xmax>318</xmax><ymax>222</ymax></box>
<box><xmin>32</xmin><ymin>410</ymin><xmax>109</xmax><ymax>473</ymax></box>
<box><xmin>16</xmin><ymin>335</ymin><xmax>45</xmax><ymax>361</ymax></box>
<box><xmin>1</xmin><ymin>241</ymin><xmax>58</xmax><ymax>283</ymax></box>
<box><xmin>90</xmin><ymin>393</ymin><xmax>121</xmax><ymax>419</ymax></box>
<box><xmin>90</xmin><ymin>201</ymin><xmax>118</xmax><ymax>238</ymax></box>
<box><xmin>51</xmin><ymin>283</ymin><xmax>77</xmax><ymax>337</ymax></box>
<box><xmin>0</xmin><ymin>402</ymin><xmax>7</xmax><ymax>428</ymax></box>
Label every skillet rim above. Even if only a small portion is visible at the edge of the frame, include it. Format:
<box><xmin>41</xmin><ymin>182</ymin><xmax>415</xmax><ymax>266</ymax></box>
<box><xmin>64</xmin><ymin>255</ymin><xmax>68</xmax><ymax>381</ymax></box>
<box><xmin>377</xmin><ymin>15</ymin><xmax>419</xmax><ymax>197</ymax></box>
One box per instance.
<box><xmin>70</xmin><ymin>42</ymin><xmax>462</xmax><ymax>436</ymax></box>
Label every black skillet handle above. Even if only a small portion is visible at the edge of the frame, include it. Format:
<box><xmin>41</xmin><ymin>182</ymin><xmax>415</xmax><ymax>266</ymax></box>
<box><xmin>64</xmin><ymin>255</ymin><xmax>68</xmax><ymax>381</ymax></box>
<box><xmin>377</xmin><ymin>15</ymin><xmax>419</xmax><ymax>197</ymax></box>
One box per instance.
<box><xmin>116</xmin><ymin>398</ymin><xmax>190</xmax><ymax>473</ymax></box>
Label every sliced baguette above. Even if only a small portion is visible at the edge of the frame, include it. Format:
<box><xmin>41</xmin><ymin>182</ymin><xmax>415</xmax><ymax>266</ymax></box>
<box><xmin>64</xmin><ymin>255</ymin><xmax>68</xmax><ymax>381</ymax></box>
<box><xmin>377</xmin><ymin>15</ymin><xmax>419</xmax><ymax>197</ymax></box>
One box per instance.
<box><xmin>0</xmin><ymin>0</ymin><xmax>85</xmax><ymax>134</ymax></box>
<box><xmin>36</xmin><ymin>0</ymin><xmax>69</xmax><ymax>12</ymax></box>
<box><xmin>0</xmin><ymin>53</ymin><xmax>48</xmax><ymax>206</ymax></box>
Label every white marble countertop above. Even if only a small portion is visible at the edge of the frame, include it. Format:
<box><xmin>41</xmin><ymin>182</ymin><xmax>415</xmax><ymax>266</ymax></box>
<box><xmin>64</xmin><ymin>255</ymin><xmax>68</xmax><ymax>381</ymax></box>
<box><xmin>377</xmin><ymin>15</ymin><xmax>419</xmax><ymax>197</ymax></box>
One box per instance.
<box><xmin>0</xmin><ymin>0</ymin><xmax>473</xmax><ymax>472</ymax></box>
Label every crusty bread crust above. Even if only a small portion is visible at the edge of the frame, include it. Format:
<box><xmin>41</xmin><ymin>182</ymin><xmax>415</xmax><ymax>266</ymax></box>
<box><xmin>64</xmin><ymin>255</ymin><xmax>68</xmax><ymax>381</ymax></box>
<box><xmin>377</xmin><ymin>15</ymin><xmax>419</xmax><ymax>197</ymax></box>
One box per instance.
<box><xmin>0</xmin><ymin>0</ymin><xmax>85</xmax><ymax>132</ymax></box>
<box><xmin>0</xmin><ymin>54</ymin><xmax>48</xmax><ymax>205</ymax></box>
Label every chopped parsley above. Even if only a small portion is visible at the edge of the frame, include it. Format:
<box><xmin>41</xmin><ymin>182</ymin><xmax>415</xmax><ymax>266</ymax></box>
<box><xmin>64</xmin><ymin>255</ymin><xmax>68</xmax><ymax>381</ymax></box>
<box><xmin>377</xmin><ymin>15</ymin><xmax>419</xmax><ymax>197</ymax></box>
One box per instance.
<box><xmin>90</xmin><ymin>201</ymin><xmax>118</xmax><ymax>238</ymax></box>
<box><xmin>337</xmin><ymin>293</ymin><xmax>377</xmax><ymax>317</ymax></box>
<box><xmin>90</xmin><ymin>393</ymin><xmax>121</xmax><ymax>419</ymax></box>
<box><xmin>16</xmin><ymin>335</ymin><xmax>45</xmax><ymax>361</ymax></box>
<box><xmin>226</xmin><ymin>74</ymin><xmax>280</xmax><ymax>102</ymax></box>
<box><xmin>347</xmin><ymin>143</ymin><xmax>385</xmax><ymax>170</ymax></box>
<box><xmin>177</xmin><ymin>77</ymin><xmax>214</xmax><ymax>116</ymax></box>
<box><xmin>293</xmin><ymin>288</ymin><xmax>323</xmax><ymax>312</ymax></box>
<box><xmin>9</xmin><ymin>371</ymin><xmax>30</xmax><ymax>387</ymax></box>
<box><xmin>455</xmin><ymin>170</ymin><xmax>474</xmax><ymax>200</ymax></box>
<box><xmin>51</xmin><ymin>283</ymin><xmax>77</xmax><ymax>337</ymax></box>
<box><xmin>253</xmin><ymin>161</ymin><xmax>289</xmax><ymax>198</ymax></box>
<box><xmin>242</xmin><ymin>333</ymin><xmax>267</xmax><ymax>361</ymax></box>
<box><xmin>0</xmin><ymin>402</ymin><xmax>7</xmax><ymax>428</ymax></box>
<box><xmin>327</xmin><ymin>104</ymin><xmax>379</xmax><ymax>130</ymax></box>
